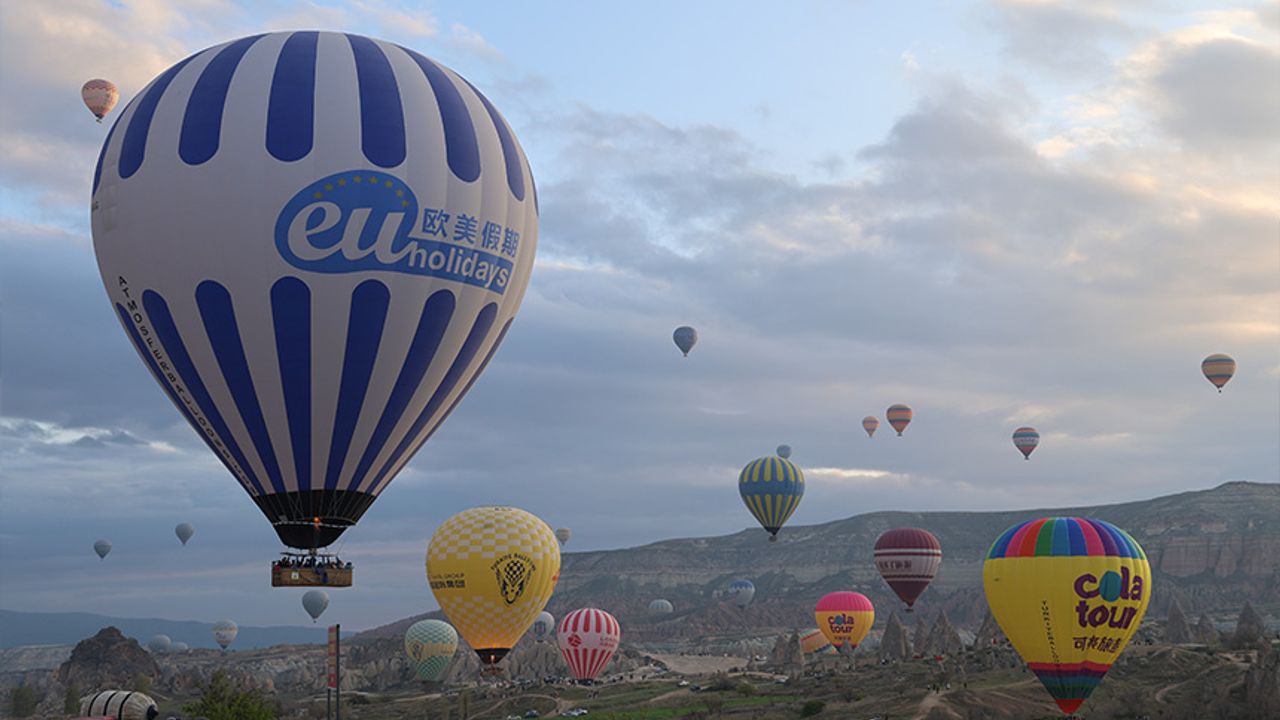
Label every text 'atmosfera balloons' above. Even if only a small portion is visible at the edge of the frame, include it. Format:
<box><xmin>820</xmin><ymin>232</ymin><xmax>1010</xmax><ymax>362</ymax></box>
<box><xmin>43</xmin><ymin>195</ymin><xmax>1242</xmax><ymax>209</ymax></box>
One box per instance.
<box><xmin>91</xmin><ymin>31</ymin><xmax>538</xmax><ymax>553</ymax></box>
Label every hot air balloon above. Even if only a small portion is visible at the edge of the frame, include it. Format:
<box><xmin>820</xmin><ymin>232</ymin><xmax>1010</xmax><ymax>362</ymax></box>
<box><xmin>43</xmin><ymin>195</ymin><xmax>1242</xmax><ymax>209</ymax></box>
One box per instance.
<box><xmin>1013</xmin><ymin>427</ymin><xmax>1040</xmax><ymax>460</ymax></box>
<box><xmin>80</xmin><ymin>691</ymin><xmax>158</xmax><ymax>720</ymax></box>
<box><xmin>673</xmin><ymin>326</ymin><xmax>698</xmax><ymax>357</ymax></box>
<box><xmin>814</xmin><ymin>592</ymin><xmax>874</xmax><ymax>652</ymax></box>
<box><xmin>171</xmin><ymin>642</ymin><xmax>190</xmax><ymax>652</ymax></box>
<box><xmin>862</xmin><ymin>416</ymin><xmax>879</xmax><ymax>438</ymax></box>
<box><xmin>874</xmin><ymin>528</ymin><xmax>942</xmax><ymax>612</ymax></box>
<box><xmin>738</xmin><ymin>456</ymin><xmax>804</xmax><ymax>542</ymax></box>
<box><xmin>886</xmin><ymin>405</ymin><xmax>912</xmax><ymax>436</ymax></box>
<box><xmin>212</xmin><ymin>619</ymin><xmax>238</xmax><ymax>650</ymax></box>
<box><xmin>81</xmin><ymin>79</ymin><xmax>119</xmax><ymax>122</ymax></box>
<box><xmin>1201</xmin><ymin>354</ymin><xmax>1235</xmax><ymax>393</ymax></box>
<box><xmin>557</xmin><ymin>608</ymin><xmax>620</xmax><ymax>682</ymax></box>
<box><xmin>727</xmin><ymin>579</ymin><xmax>756</xmax><ymax>609</ymax></box>
<box><xmin>798</xmin><ymin>628</ymin><xmax>836</xmax><ymax>656</ymax></box>
<box><xmin>776</xmin><ymin>444</ymin><xmax>792</xmax><ymax>459</ymax></box>
<box><xmin>531</xmin><ymin>611</ymin><xmax>555</xmax><ymax>642</ymax></box>
<box><xmin>427</xmin><ymin>506</ymin><xmax>560</xmax><ymax>666</ymax></box>
<box><xmin>302</xmin><ymin>589</ymin><xmax>329</xmax><ymax>622</ymax></box>
<box><xmin>93</xmin><ymin>539</ymin><xmax>112</xmax><ymax>559</ymax></box>
<box><xmin>147</xmin><ymin>634</ymin><xmax>171</xmax><ymax>653</ymax></box>
<box><xmin>555</xmin><ymin>527</ymin><xmax>572</xmax><ymax>546</ymax></box>
<box><xmin>983</xmin><ymin>517</ymin><xmax>1151</xmax><ymax>716</ymax></box>
<box><xmin>648</xmin><ymin>599</ymin><xmax>673</xmax><ymax>615</ymax></box>
<box><xmin>91</xmin><ymin>32</ymin><xmax>539</xmax><ymax>559</ymax></box>
<box><xmin>175</xmin><ymin>522</ymin><xmax>195</xmax><ymax>545</ymax></box>
<box><xmin>404</xmin><ymin>619</ymin><xmax>458</xmax><ymax>682</ymax></box>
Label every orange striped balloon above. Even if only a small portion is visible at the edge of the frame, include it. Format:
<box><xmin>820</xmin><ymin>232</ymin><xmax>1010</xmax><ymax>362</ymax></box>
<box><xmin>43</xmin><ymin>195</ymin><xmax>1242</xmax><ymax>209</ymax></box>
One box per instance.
<box><xmin>1201</xmin><ymin>354</ymin><xmax>1235</xmax><ymax>393</ymax></box>
<box><xmin>862</xmin><ymin>416</ymin><xmax>879</xmax><ymax>438</ymax></box>
<box><xmin>886</xmin><ymin>404</ymin><xmax>913</xmax><ymax>436</ymax></box>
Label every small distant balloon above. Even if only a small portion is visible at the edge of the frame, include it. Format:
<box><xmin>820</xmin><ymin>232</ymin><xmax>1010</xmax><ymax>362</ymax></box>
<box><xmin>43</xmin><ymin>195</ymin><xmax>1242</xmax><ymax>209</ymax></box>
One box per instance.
<box><xmin>862</xmin><ymin>416</ymin><xmax>879</xmax><ymax>438</ymax></box>
<box><xmin>404</xmin><ymin>619</ymin><xmax>458</xmax><ymax>682</ymax></box>
<box><xmin>558</xmin><ymin>608</ymin><xmax>620</xmax><ymax>682</ymax></box>
<box><xmin>874</xmin><ymin>528</ymin><xmax>942</xmax><ymax>611</ymax></box>
<box><xmin>555</xmin><ymin>527</ymin><xmax>572</xmax><ymax>546</ymax></box>
<box><xmin>171</xmin><ymin>641</ymin><xmax>189</xmax><ymax>652</ymax></box>
<box><xmin>302</xmin><ymin>590</ymin><xmax>329</xmax><ymax>622</ymax></box>
<box><xmin>1201</xmin><ymin>354</ymin><xmax>1235</xmax><ymax>393</ymax></box>
<box><xmin>776</xmin><ymin>444</ymin><xmax>792</xmax><ymax>459</ymax></box>
<box><xmin>93</xmin><ymin>539</ymin><xmax>112</xmax><ymax>559</ymax></box>
<box><xmin>1013</xmin><ymin>427</ymin><xmax>1040</xmax><ymax>460</ymax></box>
<box><xmin>649</xmin><ymin>599</ymin><xmax>673</xmax><ymax>615</ymax></box>
<box><xmin>175</xmin><ymin>523</ymin><xmax>195</xmax><ymax>545</ymax></box>
<box><xmin>727</xmin><ymin>579</ymin><xmax>756</xmax><ymax>609</ymax></box>
<box><xmin>815</xmin><ymin>592</ymin><xmax>874</xmax><ymax>652</ymax></box>
<box><xmin>212</xmin><ymin>619</ymin><xmax>238</xmax><ymax>650</ymax></box>
<box><xmin>886</xmin><ymin>404</ymin><xmax>913</xmax><ymax>436</ymax></box>
<box><xmin>531</xmin><ymin>611</ymin><xmax>556</xmax><ymax>642</ymax></box>
<box><xmin>81</xmin><ymin>79</ymin><xmax>118</xmax><ymax>122</ymax></box>
<box><xmin>673</xmin><ymin>326</ymin><xmax>698</xmax><ymax>357</ymax></box>
<box><xmin>739</xmin><ymin>456</ymin><xmax>805</xmax><ymax>542</ymax></box>
<box><xmin>147</xmin><ymin>634</ymin><xmax>171</xmax><ymax>654</ymax></box>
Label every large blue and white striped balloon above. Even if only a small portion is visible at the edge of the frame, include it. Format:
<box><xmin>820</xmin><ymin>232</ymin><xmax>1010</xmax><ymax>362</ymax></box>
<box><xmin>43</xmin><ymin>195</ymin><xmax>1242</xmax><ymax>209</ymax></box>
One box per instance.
<box><xmin>91</xmin><ymin>32</ymin><xmax>538</xmax><ymax>550</ymax></box>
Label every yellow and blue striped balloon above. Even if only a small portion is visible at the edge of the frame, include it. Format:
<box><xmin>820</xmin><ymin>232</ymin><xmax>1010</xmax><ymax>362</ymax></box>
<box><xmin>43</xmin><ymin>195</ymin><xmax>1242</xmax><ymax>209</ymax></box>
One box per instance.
<box><xmin>404</xmin><ymin>619</ymin><xmax>458</xmax><ymax>682</ymax></box>
<box><xmin>738</xmin><ymin>456</ymin><xmax>804</xmax><ymax>542</ymax></box>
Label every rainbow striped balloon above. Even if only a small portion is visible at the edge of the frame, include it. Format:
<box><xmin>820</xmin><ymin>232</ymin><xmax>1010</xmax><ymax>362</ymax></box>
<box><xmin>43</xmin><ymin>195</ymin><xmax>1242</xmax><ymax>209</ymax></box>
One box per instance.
<box><xmin>983</xmin><ymin>517</ymin><xmax>1150</xmax><ymax>716</ymax></box>
<box><xmin>861</xmin><ymin>416</ymin><xmax>879</xmax><ymax>438</ymax></box>
<box><xmin>1013</xmin><ymin>427</ymin><xmax>1040</xmax><ymax>460</ymax></box>
<box><xmin>1201</xmin><ymin>354</ymin><xmax>1235</xmax><ymax>393</ymax></box>
<box><xmin>798</xmin><ymin>627</ymin><xmax>836</xmax><ymax>656</ymax></box>
<box><xmin>738</xmin><ymin>456</ymin><xmax>804</xmax><ymax>541</ymax></box>
<box><xmin>886</xmin><ymin>404</ymin><xmax>913</xmax><ymax>436</ymax></box>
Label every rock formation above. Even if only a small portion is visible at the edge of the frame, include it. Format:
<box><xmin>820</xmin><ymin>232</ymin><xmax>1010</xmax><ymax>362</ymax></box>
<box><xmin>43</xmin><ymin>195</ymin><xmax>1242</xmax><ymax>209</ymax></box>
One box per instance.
<box><xmin>55</xmin><ymin>627</ymin><xmax>159</xmax><ymax>691</ymax></box>
<box><xmin>1230</xmin><ymin>601</ymin><xmax>1269</xmax><ymax>650</ymax></box>
<box><xmin>912</xmin><ymin>614</ymin><xmax>929</xmax><ymax>656</ymax></box>
<box><xmin>878</xmin><ymin>613</ymin><xmax>909</xmax><ymax>661</ymax></box>
<box><xmin>919</xmin><ymin>610</ymin><xmax>964</xmax><ymax>657</ymax></box>
<box><xmin>1243</xmin><ymin>643</ymin><xmax>1280</xmax><ymax>716</ymax></box>
<box><xmin>1194</xmin><ymin>613</ymin><xmax>1219</xmax><ymax>646</ymax></box>
<box><xmin>1165</xmin><ymin>598</ymin><xmax>1194</xmax><ymax>644</ymax></box>
<box><xmin>767</xmin><ymin>631</ymin><xmax>802</xmax><ymax>673</ymax></box>
<box><xmin>973</xmin><ymin>611</ymin><xmax>1006</xmax><ymax>649</ymax></box>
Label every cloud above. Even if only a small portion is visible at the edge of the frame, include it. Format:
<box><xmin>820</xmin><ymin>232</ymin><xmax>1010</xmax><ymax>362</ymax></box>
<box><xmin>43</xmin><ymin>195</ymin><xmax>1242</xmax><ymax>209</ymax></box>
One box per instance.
<box><xmin>987</xmin><ymin>0</ymin><xmax>1134</xmax><ymax>77</ymax></box>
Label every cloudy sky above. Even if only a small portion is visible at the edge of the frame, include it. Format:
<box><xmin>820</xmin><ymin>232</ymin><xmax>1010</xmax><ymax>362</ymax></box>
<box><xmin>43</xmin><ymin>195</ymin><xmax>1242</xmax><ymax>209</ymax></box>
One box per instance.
<box><xmin>1</xmin><ymin>0</ymin><xmax>1277</xmax><ymax>631</ymax></box>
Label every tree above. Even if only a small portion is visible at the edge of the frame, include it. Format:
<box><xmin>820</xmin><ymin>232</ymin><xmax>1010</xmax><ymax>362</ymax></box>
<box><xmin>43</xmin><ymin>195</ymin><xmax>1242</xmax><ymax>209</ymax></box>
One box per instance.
<box><xmin>702</xmin><ymin>694</ymin><xmax>725</xmax><ymax>714</ymax></box>
<box><xmin>182</xmin><ymin>670</ymin><xmax>277</xmax><ymax>720</ymax></box>
<box><xmin>64</xmin><ymin>683</ymin><xmax>81</xmax><ymax>713</ymax></box>
<box><xmin>800</xmin><ymin>699</ymin><xmax>825</xmax><ymax>717</ymax></box>
<box><xmin>9</xmin><ymin>685</ymin><xmax>38</xmax><ymax>717</ymax></box>
<box><xmin>736</xmin><ymin>681</ymin><xmax>756</xmax><ymax>697</ymax></box>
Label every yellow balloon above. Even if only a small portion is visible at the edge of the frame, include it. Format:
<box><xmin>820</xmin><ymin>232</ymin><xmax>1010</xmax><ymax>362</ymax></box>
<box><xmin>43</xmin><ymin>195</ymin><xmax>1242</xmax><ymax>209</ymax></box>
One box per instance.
<box><xmin>983</xmin><ymin>517</ymin><xmax>1150</xmax><ymax>716</ymax></box>
<box><xmin>426</xmin><ymin>506</ymin><xmax>560</xmax><ymax>665</ymax></box>
<box><xmin>814</xmin><ymin>592</ymin><xmax>875</xmax><ymax>651</ymax></box>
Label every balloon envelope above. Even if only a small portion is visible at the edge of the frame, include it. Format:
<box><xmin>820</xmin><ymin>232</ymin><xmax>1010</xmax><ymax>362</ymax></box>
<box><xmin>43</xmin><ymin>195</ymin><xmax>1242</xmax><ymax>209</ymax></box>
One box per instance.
<box><xmin>302</xmin><ymin>589</ymin><xmax>329</xmax><ymax>621</ymax></box>
<box><xmin>775</xmin><ymin>444</ymin><xmax>792</xmax><ymax>459</ymax></box>
<box><xmin>147</xmin><ymin>634</ymin><xmax>171</xmax><ymax>653</ymax></box>
<box><xmin>814</xmin><ymin>592</ymin><xmax>874</xmax><ymax>651</ymax></box>
<box><xmin>555</xmin><ymin>527</ymin><xmax>571</xmax><ymax>545</ymax></box>
<box><xmin>648</xmin><ymin>599</ymin><xmax>673</xmax><ymax>615</ymax></box>
<box><xmin>1013</xmin><ymin>427</ymin><xmax>1040</xmax><ymax>459</ymax></box>
<box><xmin>404</xmin><ymin>619</ymin><xmax>458</xmax><ymax>682</ymax></box>
<box><xmin>91</xmin><ymin>31</ymin><xmax>538</xmax><ymax>551</ymax></box>
<box><xmin>557</xmin><ymin>608</ymin><xmax>620</xmax><ymax>682</ymax></box>
<box><xmin>874</xmin><ymin>528</ymin><xmax>942</xmax><ymax>610</ymax></box>
<box><xmin>727</xmin><ymin>579</ymin><xmax>755</xmax><ymax>609</ymax></box>
<box><xmin>886</xmin><ymin>405</ymin><xmax>913</xmax><ymax>436</ymax></box>
<box><xmin>798</xmin><ymin>627</ymin><xmax>836</xmax><ymax>656</ymax></box>
<box><xmin>983</xmin><ymin>517</ymin><xmax>1151</xmax><ymax>716</ymax></box>
<box><xmin>531</xmin><ymin>611</ymin><xmax>555</xmax><ymax>642</ymax></box>
<box><xmin>672</xmin><ymin>326</ymin><xmax>697</xmax><ymax>356</ymax></box>
<box><xmin>171</xmin><ymin>642</ymin><xmax>189</xmax><ymax>652</ymax></box>
<box><xmin>862</xmin><ymin>416</ymin><xmax>879</xmax><ymax>438</ymax></box>
<box><xmin>427</xmin><ymin>506</ymin><xmax>560</xmax><ymax>665</ymax></box>
<box><xmin>1201</xmin><ymin>353</ymin><xmax>1235</xmax><ymax>392</ymax></box>
<box><xmin>738</xmin><ymin>456</ymin><xmax>804</xmax><ymax>541</ymax></box>
<box><xmin>212</xmin><ymin>619</ymin><xmax>238</xmax><ymax>649</ymax></box>
<box><xmin>93</xmin><ymin>539</ymin><xmax>111</xmax><ymax>559</ymax></box>
<box><xmin>175</xmin><ymin>522</ymin><xmax>195</xmax><ymax>545</ymax></box>
<box><xmin>81</xmin><ymin>79</ymin><xmax>119</xmax><ymax>120</ymax></box>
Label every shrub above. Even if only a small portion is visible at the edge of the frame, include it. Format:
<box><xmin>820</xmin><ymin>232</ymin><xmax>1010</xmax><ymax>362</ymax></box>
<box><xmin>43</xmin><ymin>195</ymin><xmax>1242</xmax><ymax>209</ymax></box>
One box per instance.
<box><xmin>800</xmin><ymin>699</ymin><xmax>825</xmax><ymax>717</ymax></box>
<box><xmin>182</xmin><ymin>669</ymin><xmax>277</xmax><ymax>720</ymax></box>
<box><xmin>9</xmin><ymin>685</ymin><xmax>40</xmax><ymax>717</ymax></box>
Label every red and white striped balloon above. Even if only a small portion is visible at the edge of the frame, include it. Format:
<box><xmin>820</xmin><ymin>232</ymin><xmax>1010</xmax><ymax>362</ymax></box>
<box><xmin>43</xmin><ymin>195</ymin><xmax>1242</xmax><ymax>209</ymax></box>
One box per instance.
<box><xmin>557</xmin><ymin>608</ymin><xmax>621</xmax><ymax>682</ymax></box>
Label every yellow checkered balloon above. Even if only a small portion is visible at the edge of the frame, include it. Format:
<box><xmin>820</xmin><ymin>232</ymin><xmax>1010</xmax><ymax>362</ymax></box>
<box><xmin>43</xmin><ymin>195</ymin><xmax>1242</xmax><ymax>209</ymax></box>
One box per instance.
<box><xmin>427</xmin><ymin>506</ymin><xmax>560</xmax><ymax>665</ymax></box>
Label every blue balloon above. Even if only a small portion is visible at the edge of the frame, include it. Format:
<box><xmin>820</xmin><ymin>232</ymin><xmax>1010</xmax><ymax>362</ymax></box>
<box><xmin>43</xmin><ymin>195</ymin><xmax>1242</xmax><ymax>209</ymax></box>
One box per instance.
<box><xmin>727</xmin><ymin>579</ymin><xmax>755</xmax><ymax>608</ymax></box>
<box><xmin>673</xmin><ymin>326</ymin><xmax>698</xmax><ymax>356</ymax></box>
<box><xmin>739</xmin><ymin>456</ymin><xmax>805</xmax><ymax>541</ymax></box>
<box><xmin>91</xmin><ymin>32</ymin><xmax>539</xmax><ymax>551</ymax></box>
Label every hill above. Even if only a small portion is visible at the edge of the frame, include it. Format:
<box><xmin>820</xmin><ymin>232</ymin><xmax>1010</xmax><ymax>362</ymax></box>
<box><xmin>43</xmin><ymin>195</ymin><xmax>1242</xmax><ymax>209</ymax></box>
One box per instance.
<box><xmin>0</xmin><ymin>609</ymin><xmax>322</xmax><ymax>650</ymax></box>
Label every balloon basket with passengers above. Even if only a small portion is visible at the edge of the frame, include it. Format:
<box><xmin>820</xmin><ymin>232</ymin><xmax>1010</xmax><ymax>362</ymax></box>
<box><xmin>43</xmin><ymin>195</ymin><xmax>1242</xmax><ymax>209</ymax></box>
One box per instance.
<box><xmin>271</xmin><ymin>552</ymin><xmax>353</xmax><ymax>587</ymax></box>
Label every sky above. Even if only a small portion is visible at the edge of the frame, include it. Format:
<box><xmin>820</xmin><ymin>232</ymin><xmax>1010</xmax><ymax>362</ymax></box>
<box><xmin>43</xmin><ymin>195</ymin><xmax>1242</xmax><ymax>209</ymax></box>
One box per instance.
<box><xmin>0</xmin><ymin>0</ymin><xmax>1277</xmax><ymax>631</ymax></box>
